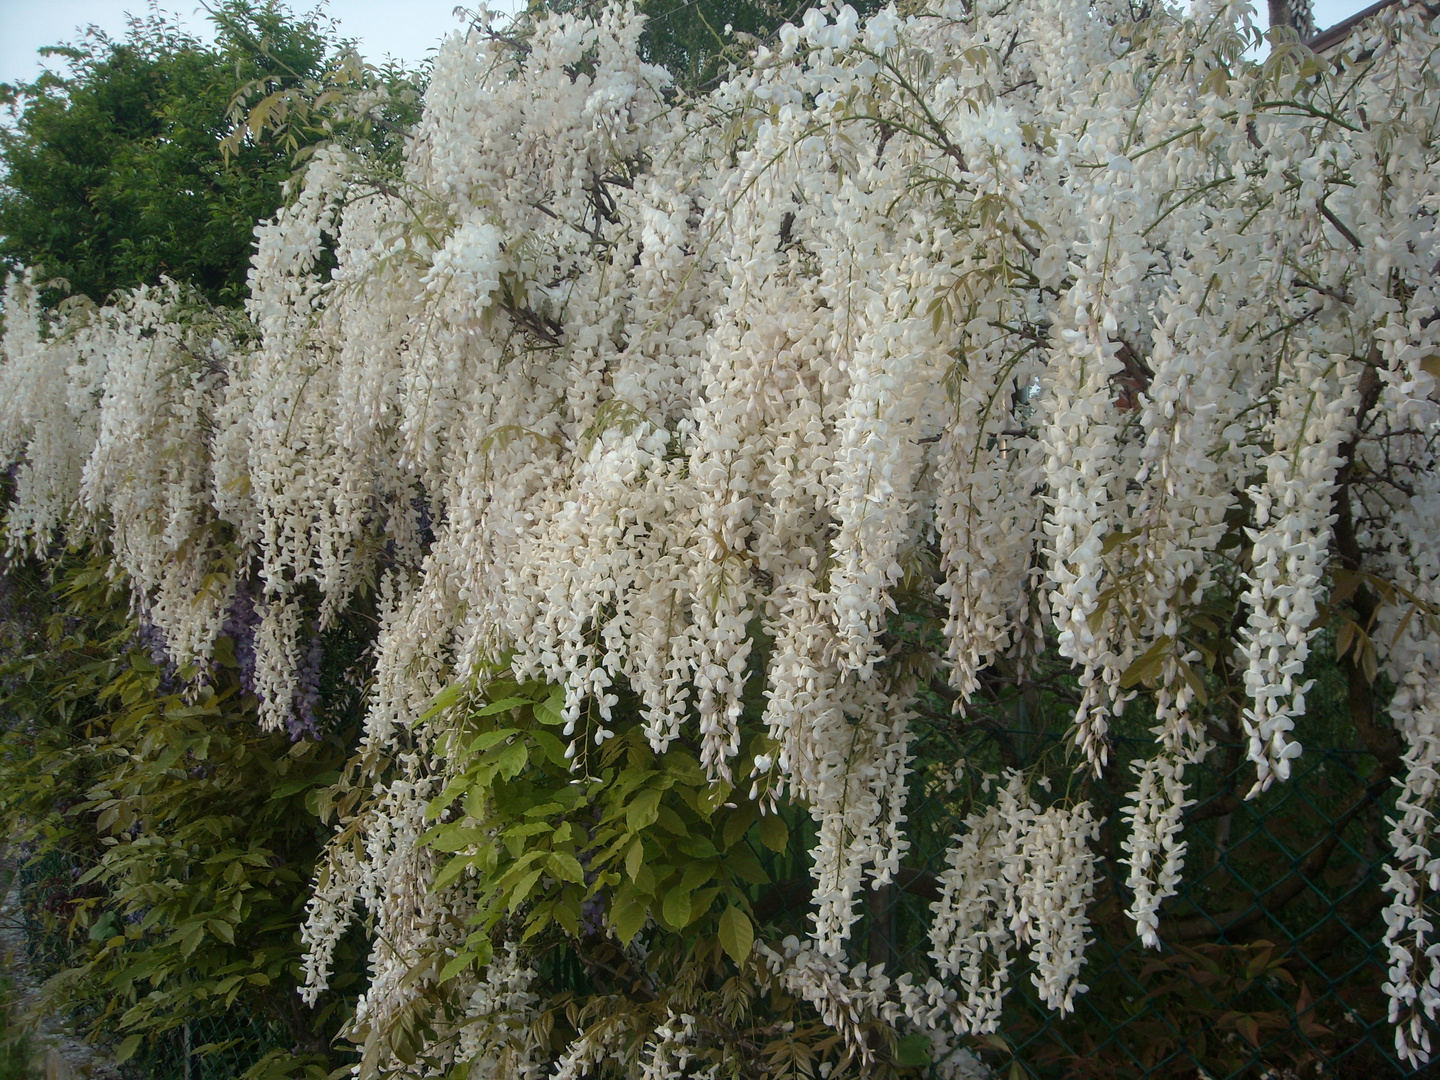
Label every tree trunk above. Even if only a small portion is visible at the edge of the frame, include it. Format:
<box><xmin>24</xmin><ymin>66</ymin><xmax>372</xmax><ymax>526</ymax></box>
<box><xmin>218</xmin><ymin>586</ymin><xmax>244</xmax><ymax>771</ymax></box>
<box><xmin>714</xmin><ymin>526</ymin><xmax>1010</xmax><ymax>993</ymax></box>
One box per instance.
<box><xmin>1269</xmin><ymin>0</ymin><xmax>1317</xmax><ymax>38</ymax></box>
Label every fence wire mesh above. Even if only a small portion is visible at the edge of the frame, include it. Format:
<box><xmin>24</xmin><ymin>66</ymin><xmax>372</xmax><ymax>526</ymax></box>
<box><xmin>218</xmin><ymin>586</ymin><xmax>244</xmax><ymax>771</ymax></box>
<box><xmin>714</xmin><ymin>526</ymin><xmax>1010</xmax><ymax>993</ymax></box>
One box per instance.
<box><xmin>121</xmin><ymin>1015</ymin><xmax>286</xmax><ymax>1080</ymax></box>
<box><xmin>822</xmin><ymin>720</ymin><xmax>1410</xmax><ymax>1080</ymax></box>
<box><xmin>12</xmin><ymin>731</ymin><xmax>1414</xmax><ymax>1079</ymax></box>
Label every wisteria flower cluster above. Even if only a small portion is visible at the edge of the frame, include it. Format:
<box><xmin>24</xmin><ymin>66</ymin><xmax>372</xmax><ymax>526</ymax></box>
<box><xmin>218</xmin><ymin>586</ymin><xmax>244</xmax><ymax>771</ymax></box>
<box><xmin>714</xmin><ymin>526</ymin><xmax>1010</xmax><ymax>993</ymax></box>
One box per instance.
<box><xmin>3</xmin><ymin>0</ymin><xmax>1440</xmax><ymax>1069</ymax></box>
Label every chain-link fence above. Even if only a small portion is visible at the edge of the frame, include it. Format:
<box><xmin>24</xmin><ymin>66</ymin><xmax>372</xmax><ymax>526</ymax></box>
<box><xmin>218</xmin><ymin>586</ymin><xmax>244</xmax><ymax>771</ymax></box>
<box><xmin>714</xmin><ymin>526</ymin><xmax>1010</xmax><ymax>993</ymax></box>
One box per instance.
<box><xmin>840</xmin><ymin>721</ymin><xmax>1408</xmax><ymax>1080</ymax></box>
<box><xmin>12</xmin><ymin>731</ymin><xmax>1414</xmax><ymax>1079</ymax></box>
<box><xmin>13</xmin><ymin>852</ymin><xmax>284</xmax><ymax>1080</ymax></box>
<box><xmin>121</xmin><ymin>1016</ymin><xmax>289</xmax><ymax>1080</ymax></box>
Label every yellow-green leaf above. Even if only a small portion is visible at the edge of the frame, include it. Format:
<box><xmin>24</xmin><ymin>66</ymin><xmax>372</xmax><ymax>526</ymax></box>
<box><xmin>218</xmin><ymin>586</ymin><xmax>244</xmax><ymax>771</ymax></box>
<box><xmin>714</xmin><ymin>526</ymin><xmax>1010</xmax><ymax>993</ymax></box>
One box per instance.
<box><xmin>508</xmin><ymin>867</ymin><xmax>545</xmax><ymax>911</ymax></box>
<box><xmin>497</xmin><ymin>740</ymin><xmax>529</xmax><ymax>779</ymax></box>
<box><xmin>548</xmin><ymin>851</ymin><xmax>585</xmax><ymax>883</ymax></box>
<box><xmin>613</xmin><ymin>893</ymin><xmax>647</xmax><ymax>944</ymax></box>
<box><xmin>718</xmin><ymin>905</ymin><xmax>754</xmax><ymax>965</ymax></box>
<box><xmin>662</xmin><ymin>886</ymin><xmax>691</xmax><ymax>928</ymax></box>
<box><xmin>680</xmin><ymin>859</ymin><xmax>717</xmax><ymax>893</ymax></box>
<box><xmin>758</xmin><ymin>814</ymin><xmax>789</xmax><ymax>853</ymax></box>
<box><xmin>625</xmin><ymin>839</ymin><xmax>645</xmax><ymax>881</ymax></box>
<box><xmin>627</xmin><ymin>788</ymin><xmax>662</xmax><ymax>832</ymax></box>
<box><xmin>434</xmin><ymin>853</ymin><xmax>475</xmax><ymax>891</ymax></box>
<box><xmin>115</xmin><ymin>1035</ymin><xmax>143</xmax><ymax>1064</ymax></box>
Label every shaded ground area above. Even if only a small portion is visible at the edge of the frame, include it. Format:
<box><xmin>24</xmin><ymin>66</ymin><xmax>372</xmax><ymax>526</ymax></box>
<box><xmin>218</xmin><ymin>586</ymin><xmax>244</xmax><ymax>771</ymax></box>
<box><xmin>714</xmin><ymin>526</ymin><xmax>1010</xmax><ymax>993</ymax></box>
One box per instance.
<box><xmin>0</xmin><ymin>854</ymin><xmax>119</xmax><ymax>1080</ymax></box>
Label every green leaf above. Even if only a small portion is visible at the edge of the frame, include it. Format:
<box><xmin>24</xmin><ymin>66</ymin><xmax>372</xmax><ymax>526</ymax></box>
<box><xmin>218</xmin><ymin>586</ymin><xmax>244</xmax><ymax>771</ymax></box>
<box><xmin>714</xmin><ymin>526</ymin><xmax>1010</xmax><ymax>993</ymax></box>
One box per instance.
<box><xmin>477</xmin><ymin>696</ymin><xmax>530</xmax><ymax>716</ymax></box>
<box><xmin>213</xmin><ymin>636</ymin><xmax>237</xmax><ymax>669</ymax></box>
<box><xmin>1175</xmin><ymin>656</ymin><xmax>1209</xmax><ymax>706</ymax></box>
<box><xmin>438</xmin><ymin>952</ymin><xmax>476</xmax><ymax>983</ymax></box>
<box><xmin>680</xmin><ymin>859</ymin><xmax>717</xmax><ymax>893</ymax></box>
<box><xmin>656</xmin><ymin>805</ymin><xmax>688</xmax><ymax>835</ymax></box>
<box><xmin>718</xmin><ymin>905</ymin><xmax>754</xmax><ymax>964</ymax></box>
<box><xmin>532</xmin><ymin>729</ymin><xmax>568</xmax><ymax>766</ymax></box>
<box><xmin>534</xmin><ymin>688</ymin><xmax>566</xmax><ymax>725</ymax></box>
<box><xmin>725</xmin><ymin>843</ymin><xmax>769</xmax><ymax>885</ymax></box>
<box><xmin>662</xmin><ymin>886</ymin><xmax>692</xmax><ymax>928</ymax></box>
<box><xmin>1118</xmin><ymin>634</ymin><xmax>1174</xmax><ymax>689</ymax></box>
<box><xmin>433</xmin><ymin>853</ymin><xmax>475</xmax><ymax>891</ymax></box>
<box><xmin>421</xmin><ymin>682</ymin><xmax>465</xmax><ymax>721</ymax></box>
<box><xmin>497</xmin><ymin>740</ymin><xmax>529</xmax><ymax>780</ymax></box>
<box><xmin>894</xmin><ymin>1033</ymin><xmax>932</xmax><ymax>1068</ymax></box>
<box><xmin>429</xmin><ymin>826</ymin><xmax>490</xmax><ymax>853</ymax></box>
<box><xmin>758</xmin><ymin>814</ymin><xmax>789</xmax><ymax>853</ymax></box>
<box><xmin>722</xmin><ymin>803</ymin><xmax>757</xmax><ymax>849</ymax></box>
<box><xmin>88</xmin><ymin>911</ymin><xmax>119</xmax><ymax>942</ymax></box>
<box><xmin>613</xmin><ymin>893</ymin><xmax>648</xmax><ymax>944</ymax></box>
<box><xmin>1101</xmin><ymin>528</ymin><xmax>1141</xmax><ymax>555</ymax></box>
<box><xmin>553</xmin><ymin>898</ymin><xmax>581</xmax><ymax>935</ymax></box>
<box><xmin>269</xmin><ymin>777</ymin><xmax>316</xmax><ymax>800</ymax></box>
<box><xmin>180</xmin><ymin>921</ymin><xmax>205</xmax><ymax>957</ymax></box>
<box><xmin>696</xmin><ymin>780</ymin><xmax>732</xmax><ymax>817</ymax></box>
<box><xmin>687</xmin><ymin>887</ymin><xmax>720</xmax><ymax>922</ymax></box>
<box><xmin>469</xmin><ymin>729</ymin><xmax>517</xmax><ymax>753</ymax></box>
<box><xmin>548</xmin><ymin>851</ymin><xmax>585</xmax><ymax>883</ymax></box>
<box><xmin>678</xmin><ymin>835</ymin><xmax>718</xmax><ymax>859</ymax></box>
<box><xmin>633</xmin><ymin>861</ymin><xmax>656</xmax><ymax>893</ymax></box>
<box><xmin>627</xmin><ymin>788</ymin><xmax>662</xmax><ymax>832</ymax></box>
<box><xmin>115</xmin><ymin>1034</ymin><xmax>143</xmax><ymax>1064</ymax></box>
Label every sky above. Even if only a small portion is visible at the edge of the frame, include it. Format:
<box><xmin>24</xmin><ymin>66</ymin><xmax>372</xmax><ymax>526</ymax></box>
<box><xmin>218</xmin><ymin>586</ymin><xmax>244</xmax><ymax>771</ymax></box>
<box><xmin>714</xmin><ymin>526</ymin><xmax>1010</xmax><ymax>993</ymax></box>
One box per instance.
<box><xmin>0</xmin><ymin>0</ymin><xmax>1382</xmax><ymax>87</ymax></box>
<box><xmin>0</xmin><ymin>1</ymin><xmax>522</xmax><ymax>85</ymax></box>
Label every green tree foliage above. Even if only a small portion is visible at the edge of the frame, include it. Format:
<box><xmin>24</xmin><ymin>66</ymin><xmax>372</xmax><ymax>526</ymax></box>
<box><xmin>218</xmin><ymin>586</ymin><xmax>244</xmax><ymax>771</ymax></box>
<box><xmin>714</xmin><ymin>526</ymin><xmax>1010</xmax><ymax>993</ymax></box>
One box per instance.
<box><xmin>547</xmin><ymin>0</ymin><xmax>885</xmax><ymax>90</ymax></box>
<box><xmin>0</xmin><ymin>3</ymin><xmax>337</xmax><ymax>306</ymax></box>
<box><xmin>636</xmin><ymin>0</ymin><xmax>812</xmax><ymax>88</ymax></box>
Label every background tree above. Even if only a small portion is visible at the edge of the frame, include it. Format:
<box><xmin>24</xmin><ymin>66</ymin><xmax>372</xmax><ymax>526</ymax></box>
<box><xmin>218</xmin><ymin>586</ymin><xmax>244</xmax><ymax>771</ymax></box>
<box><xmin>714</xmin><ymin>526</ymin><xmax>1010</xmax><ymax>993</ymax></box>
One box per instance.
<box><xmin>0</xmin><ymin>1</ymin><xmax>377</xmax><ymax>307</ymax></box>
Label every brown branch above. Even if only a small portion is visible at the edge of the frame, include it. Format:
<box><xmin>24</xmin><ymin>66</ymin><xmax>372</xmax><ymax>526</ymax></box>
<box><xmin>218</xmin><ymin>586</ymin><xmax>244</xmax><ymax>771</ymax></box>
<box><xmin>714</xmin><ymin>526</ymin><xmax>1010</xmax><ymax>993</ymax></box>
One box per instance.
<box><xmin>1333</xmin><ymin>359</ymin><xmax>1404</xmax><ymax>774</ymax></box>
<box><xmin>1294</xmin><ymin>277</ymin><xmax>1354</xmax><ymax>305</ymax></box>
<box><xmin>1162</xmin><ymin>764</ymin><xmax>1393</xmax><ymax>942</ymax></box>
<box><xmin>753</xmin><ymin>867</ymin><xmax>939</xmax><ymax>926</ymax></box>
<box><xmin>1319</xmin><ymin>198</ymin><xmax>1362</xmax><ymax>250</ymax></box>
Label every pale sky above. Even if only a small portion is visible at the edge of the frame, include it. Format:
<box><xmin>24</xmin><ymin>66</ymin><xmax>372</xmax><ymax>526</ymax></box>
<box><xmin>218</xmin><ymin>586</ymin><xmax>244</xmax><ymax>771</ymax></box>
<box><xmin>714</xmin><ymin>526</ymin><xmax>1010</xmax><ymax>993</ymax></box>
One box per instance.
<box><xmin>0</xmin><ymin>0</ymin><xmax>1379</xmax><ymax>87</ymax></box>
<box><xmin>0</xmin><ymin>2</ymin><xmax>522</xmax><ymax>85</ymax></box>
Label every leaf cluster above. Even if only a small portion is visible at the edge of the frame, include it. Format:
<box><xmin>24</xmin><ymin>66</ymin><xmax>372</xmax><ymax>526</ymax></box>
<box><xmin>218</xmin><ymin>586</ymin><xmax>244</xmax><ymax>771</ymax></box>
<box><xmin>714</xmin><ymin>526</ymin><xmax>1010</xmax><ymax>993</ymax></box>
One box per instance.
<box><xmin>0</xmin><ymin>553</ymin><xmax>359</xmax><ymax>1076</ymax></box>
<box><xmin>326</xmin><ymin>671</ymin><xmax>936</xmax><ymax>1079</ymax></box>
<box><xmin>421</xmin><ymin>674</ymin><xmax>783</xmax><ymax>976</ymax></box>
